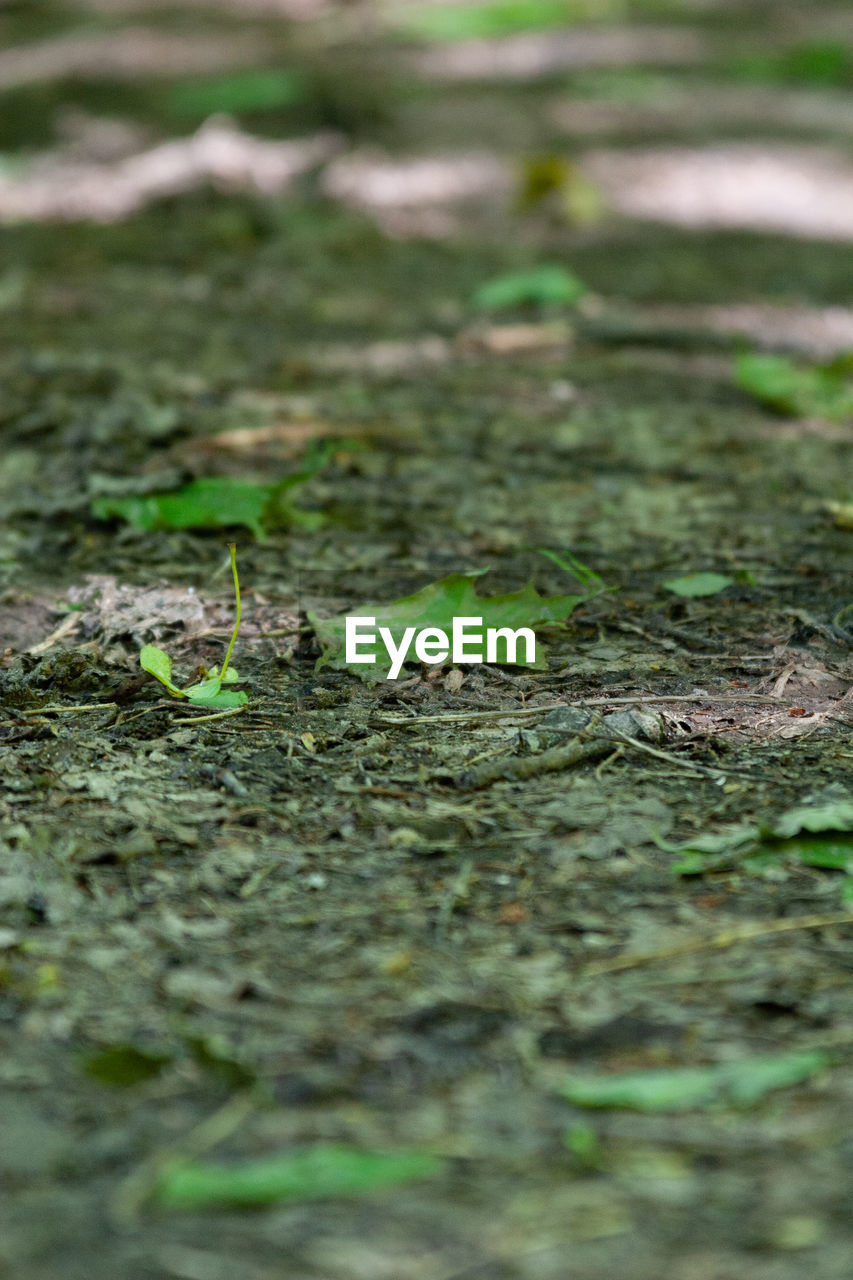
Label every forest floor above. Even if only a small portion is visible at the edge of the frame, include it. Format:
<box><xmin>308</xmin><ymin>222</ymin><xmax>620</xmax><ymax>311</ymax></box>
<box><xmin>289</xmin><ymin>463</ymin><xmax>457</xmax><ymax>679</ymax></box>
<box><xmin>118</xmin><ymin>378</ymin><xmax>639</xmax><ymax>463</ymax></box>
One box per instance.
<box><xmin>3</xmin><ymin>2</ymin><xmax>853</xmax><ymax>1277</ymax></box>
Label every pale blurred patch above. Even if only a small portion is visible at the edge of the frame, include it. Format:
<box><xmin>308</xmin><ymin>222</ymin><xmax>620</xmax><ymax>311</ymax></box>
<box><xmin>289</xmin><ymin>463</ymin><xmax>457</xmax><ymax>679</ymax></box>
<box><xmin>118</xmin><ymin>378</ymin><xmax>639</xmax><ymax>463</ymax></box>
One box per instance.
<box><xmin>0</xmin><ymin>119</ymin><xmax>341</xmax><ymax>222</ymax></box>
<box><xmin>0</xmin><ymin>28</ymin><xmax>267</xmax><ymax>90</ymax></box>
<box><xmin>414</xmin><ymin>26</ymin><xmax>707</xmax><ymax>81</ymax></box>
<box><xmin>321</xmin><ymin>149</ymin><xmax>510</xmax><ymax>235</ymax></box>
<box><xmin>583</xmin><ymin>143</ymin><xmax>853</xmax><ymax>241</ymax></box>
<box><xmin>551</xmin><ymin>84</ymin><xmax>853</xmax><ymax>140</ymax></box>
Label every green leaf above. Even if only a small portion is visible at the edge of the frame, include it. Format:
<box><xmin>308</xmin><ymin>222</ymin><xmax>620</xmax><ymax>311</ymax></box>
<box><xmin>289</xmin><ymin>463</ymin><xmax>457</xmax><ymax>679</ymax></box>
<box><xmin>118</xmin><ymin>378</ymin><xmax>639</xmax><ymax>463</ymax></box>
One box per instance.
<box><xmin>472</xmin><ymin>264</ymin><xmax>587</xmax><ymax>311</ymax></box>
<box><xmin>92</xmin><ymin>454</ymin><xmax>330</xmax><ymax>541</ymax></box>
<box><xmin>80</xmin><ymin>1043</ymin><xmax>172</xmax><ymax>1087</ymax></box>
<box><xmin>185</xmin><ymin>677</ymin><xmax>223</xmax><ymax>702</ymax></box>
<box><xmin>735</xmin><ymin>351</ymin><xmax>853</xmax><ymax>421</ymax></box>
<box><xmin>167</xmin><ymin>69</ymin><xmax>305</xmax><ymax>121</ymax></box>
<box><xmin>309</xmin><ymin>573</ymin><xmax>587</xmax><ymax>683</ymax></box>
<box><xmin>93</xmin><ymin>478</ymin><xmax>267</xmax><ymax>541</ymax></box>
<box><xmin>671</xmin><ymin>802</ymin><xmax>853</xmax><ymax>882</ymax></box>
<box><xmin>154</xmin><ymin>1144</ymin><xmax>443</xmax><ymax>1210</ymax></box>
<box><xmin>184</xmin><ymin>678</ymin><xmax>248</xmax><ymax>709</ymax></box>
<box><xmin>139</xmin><ymin>644</ymin><xmax>184</xmax><ymax>696</ymax></box>
<box><xmin>398</xmin><ymin>0</ymin><xmax>580</xmax><ymax>42</ymax></box>
<box><xmin>772</xmin><ymin>800</ymin><xmax>853</xmax><ymax>838</ymax></box>
<box><xmin>777</xmin><ymin>837</ymin><xmax>853</xmax><ymax>871</ymax></box>
<box><xmin>205</xmin><ymin>665</ymin><xmax>240</xmax><ymax>684</ymax></box>
<box><xmin>562</xmin><ymin>1049</ymin><xmax>829</xmax><ymax>1113</ymax></box>
<box><xmin>199</xmin><ymin>690</ymin><xmax>249</xmax><ymax>709</ymax></box>
<box><xmin>729</xmin><ymin>41</ymin><xmax>853</xmax><ymax>89</ymax></box>
<box><xmin>663</xmin><ymin>572</ymin><xmax>733</xmax><ymax>598</ymax></box>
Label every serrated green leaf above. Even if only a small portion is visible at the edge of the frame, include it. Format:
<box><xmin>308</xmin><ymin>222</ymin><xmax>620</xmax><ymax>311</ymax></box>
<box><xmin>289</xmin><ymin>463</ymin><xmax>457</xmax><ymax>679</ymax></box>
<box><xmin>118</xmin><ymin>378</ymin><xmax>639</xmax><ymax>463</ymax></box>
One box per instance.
<box><xmin>154</xmin><ymin>1144</ymin><xmax>443</xmax><ymax>1210</ymax></box>
<box><xmin>663</xmin><ymin>572</ymin><xmax>733</xmax><ymax>598</ymax></box>
<box><xmin>139</xmin><ymin>644</ymin><xmax>183</xmax><ymax>695</ymax></box>
<box><xmin>562</xmin><ymin>1049</ymin><xmax>829</xmax><ymax>1112</ymax></box>
<box><xmin>309</xmin><ymin>573</ymin><xmax>586</xmax><ymax>684</ymax></box>
<box><xmin>472</xmin><ymin>264</ymin><xmax>587</xmax><ymax>311</ymax></box>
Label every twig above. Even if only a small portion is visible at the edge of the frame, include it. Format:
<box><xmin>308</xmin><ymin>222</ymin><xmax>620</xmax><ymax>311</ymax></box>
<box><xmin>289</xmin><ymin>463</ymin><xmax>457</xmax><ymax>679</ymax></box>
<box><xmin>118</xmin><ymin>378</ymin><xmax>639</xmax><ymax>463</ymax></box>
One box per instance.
<box><xmin>29</xmin><ymin>702</ymin><xmax>118</xmax><ymax>715</ymax></box>
<box><xmin>581</xmin><ymin>910</ymin><xmax>853</xmax><ymax>977</ymax></box>
<box><xmin>172</xmin><ymin>706</ymin><xmax>248</xmax><ymax>725</ymax></box>
<box><xmin>374</xmin><ymin>693</ymin><xmax>786</xmax><ymax>728</ymax></box>
<box><xmin>454</xmin><ymin>735</ymin><xmax>610</xmax><ymax>789</ymax></box>
<box><xmin>435</xmin><ymin>857</ymin><xmax>473</xmax><ymax>938</ymax></box>
<box><xmin>111</xmin><ymin>1091</ymin><xmax>255</xmax><ymax>1225</ymax></box>
<box><xmin>26</xmin><ymin>612</ymin><xmax>81</xmax><ymax>654</ymax></box>
<box><xmin>586</xmin><ymin>731</ymin><xmax>773</xmax><ymax>782</ymax></box>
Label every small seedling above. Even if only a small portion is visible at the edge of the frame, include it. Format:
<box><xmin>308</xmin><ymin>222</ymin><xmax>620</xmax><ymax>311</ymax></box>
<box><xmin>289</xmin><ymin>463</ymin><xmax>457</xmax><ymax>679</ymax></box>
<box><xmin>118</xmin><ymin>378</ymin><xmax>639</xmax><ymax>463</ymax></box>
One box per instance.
<box><xmin>139</xmin><ymin>544</ymin><xmax>249</xmax><ymax>710</ymax></box>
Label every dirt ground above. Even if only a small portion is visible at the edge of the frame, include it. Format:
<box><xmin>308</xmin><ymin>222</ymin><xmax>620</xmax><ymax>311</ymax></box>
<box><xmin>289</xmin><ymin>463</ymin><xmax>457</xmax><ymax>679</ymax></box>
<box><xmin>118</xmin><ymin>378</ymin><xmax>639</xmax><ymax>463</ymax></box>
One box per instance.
<box><xmin>3</xmin><ymin>2</ymin><xmax>853</xmax><ymax>1277</ymax></box>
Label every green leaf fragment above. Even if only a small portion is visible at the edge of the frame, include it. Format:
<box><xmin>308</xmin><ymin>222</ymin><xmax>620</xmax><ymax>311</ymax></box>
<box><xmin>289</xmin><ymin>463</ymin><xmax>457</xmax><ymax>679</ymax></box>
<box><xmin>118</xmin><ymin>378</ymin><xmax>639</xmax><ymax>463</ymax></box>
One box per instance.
<box><xmin>185</xmin><ymin>677</ymin><xmax>224</xmax><ymax>702</ymax></box>
<box><xmin>778</xmin><ymin>837</ymin><xmax>853</xmax><ymax>870</ymax></box>
<box><xmin>772</xmin><ymin>800</ymin><xmax>853</xmax><ymax>838</ymax></box>
<box><xmin>195</xmin><ymin>690</ymin><xmax>249</xmax><ymax>708</ymax></box>
<box><xmin>154</xmin><ymin>1144</ymin><xmax>443</xmax><ymax>1210</ymax></box>
<box><xmin>735</xmin><ymin>351</ymin><xmax>853</xmax><ymax>421</ymax></box>
<box><xmin>185</xmin><ymin>682</ymin><xmax>249</xmax><ymax>709</ymax></box>
<box><xmin>663</xmin><ymin>572</ymin><xmax>733</xmax><ymax>598</ymax></box>
<box><xmin>93</xmin><ymin>479</ymin><xmax>267</xmax><ymax>541</ymax></box>
<box><xmin>472</xmin><ymin>264</ymin><xmax>587</xmax><ymax>311</ymax></box>
<box><xmin>671</xmin><ymin>801</ymin><xmax>853</xmax><ymax>882</ymax></box>
<box><xmin>562</xmin><ymin>1049</ymin><xmax>829</xmax><ymax>1113</ymax></box>
<box><xmin>80</xmin><ymin>1043</ymin><xmax>172</xmax><ymax>1087</ymax></box>
<box><xmin>205</xmin><ymin>665</ymin><xmax>240</xmax><ymax>683</ymax></box>
<box><xmin>399</xmin><ymin>0</ymin><xmax>580</xmax><ymax>42</ymax></box>
<box><xmin>167</xmin><ymin>69</ymin><xmax>305</xmax><ymax>121</ymax></box>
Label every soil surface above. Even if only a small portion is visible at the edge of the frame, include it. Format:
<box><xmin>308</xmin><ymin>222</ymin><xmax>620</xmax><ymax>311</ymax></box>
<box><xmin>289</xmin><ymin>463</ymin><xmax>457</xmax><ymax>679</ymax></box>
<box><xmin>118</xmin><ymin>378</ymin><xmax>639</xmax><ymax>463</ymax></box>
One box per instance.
<box><xmin>3</xmin><ymin>3</ymin><xmax>853</xmax><ymax>1278</ymax></box>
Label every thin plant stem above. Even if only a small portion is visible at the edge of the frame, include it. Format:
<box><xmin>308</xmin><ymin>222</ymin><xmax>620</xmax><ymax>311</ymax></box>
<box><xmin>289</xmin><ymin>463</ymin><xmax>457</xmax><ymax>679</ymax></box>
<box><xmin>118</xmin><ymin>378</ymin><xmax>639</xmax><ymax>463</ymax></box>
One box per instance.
<box><xmin>218</xmin><ymin>543</ymin><xmax>241</xmax><ymax>681</ymax></box>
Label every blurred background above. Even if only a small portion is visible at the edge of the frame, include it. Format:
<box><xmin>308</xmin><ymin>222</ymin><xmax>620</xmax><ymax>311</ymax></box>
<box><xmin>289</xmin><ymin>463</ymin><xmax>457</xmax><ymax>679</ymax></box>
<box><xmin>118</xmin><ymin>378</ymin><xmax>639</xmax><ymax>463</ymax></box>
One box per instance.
<box><xmin>3</xmin><ymin>0</ymin><xmax>853</xmax><ymax>241</ymax></box>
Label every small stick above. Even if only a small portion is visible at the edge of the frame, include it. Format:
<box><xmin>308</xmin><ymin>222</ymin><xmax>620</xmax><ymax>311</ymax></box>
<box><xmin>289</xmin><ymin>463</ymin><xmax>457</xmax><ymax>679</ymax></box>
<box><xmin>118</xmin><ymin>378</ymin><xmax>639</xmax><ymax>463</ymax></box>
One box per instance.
<box><xmin>26</xmin><ymin>612</ymin><xmax>81</xmax><ymax>655</ymax></box>
<box><xmin>173</xmin><ymin>706</ymin><xmax>247</xmax><ymax>725</ymax></box>
<box><xmin>112</xmin><ymin>1091</ymin><xmax>255</xmax><ymax>1224</ymax></box>
<box><xmin>374</xmin><ymin>692</ymin><xmax>786</xmax><ymax>728</ymax></box>
<box><xmin>455</xmin><ymin>736</ymin><xmax>611</xmax><ymax>789</ymax></box>
<box><xmin>580</xmin><ymin>909</ymin><xmax>853</xmax><ymax>977</ymax></box>
<box><xmin>29</xmin><ymin>702</ymin><xmax>118</xmax><ymax>715</ymax></box>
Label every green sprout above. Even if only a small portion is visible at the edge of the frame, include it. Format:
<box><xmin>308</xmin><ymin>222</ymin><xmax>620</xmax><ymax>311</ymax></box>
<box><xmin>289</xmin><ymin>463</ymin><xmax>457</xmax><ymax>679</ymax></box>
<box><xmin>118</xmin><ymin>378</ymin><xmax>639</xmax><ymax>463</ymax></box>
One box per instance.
<box><xmin>139</xmin><ymin>544</ymin><xmax>249</xmax><ymax>710</ymax></box>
